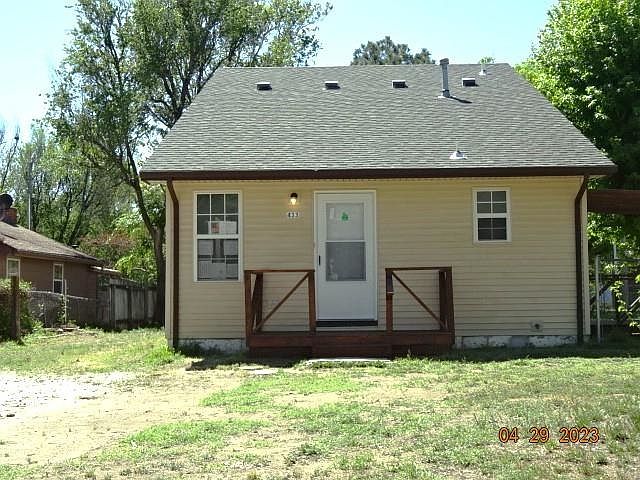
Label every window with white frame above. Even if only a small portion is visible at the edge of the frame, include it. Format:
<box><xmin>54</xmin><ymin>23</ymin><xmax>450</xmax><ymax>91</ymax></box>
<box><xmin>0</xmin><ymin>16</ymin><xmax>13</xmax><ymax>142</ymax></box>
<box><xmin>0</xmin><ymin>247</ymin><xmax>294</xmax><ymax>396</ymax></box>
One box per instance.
<box><xmin>53</xmin><ymin>263</ymin><xmax>64</xmax><ymax>294</ymax></box>
<box><xmin>474</xmin><ymin>189</ymin><xmax>510</xmax><ymax>242</ymax></box>
<box><xmin>6</xmin><ymin>257</ymin><xmax>20</xmax><ymax>277</ymax></box>
<box><xmin>195</xmin><ymin>193</ymin><xmax>240</xmax><ymax>281</ymax></box>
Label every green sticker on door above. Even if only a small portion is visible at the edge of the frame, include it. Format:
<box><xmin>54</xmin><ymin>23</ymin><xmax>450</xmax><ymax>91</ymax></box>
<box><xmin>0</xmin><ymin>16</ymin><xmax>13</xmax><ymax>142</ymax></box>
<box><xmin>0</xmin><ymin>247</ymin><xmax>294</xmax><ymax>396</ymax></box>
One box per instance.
<box><xmin>341</xmin><ymin>211</ymin><xmax>349</xmax><ymax>221</ymax></box>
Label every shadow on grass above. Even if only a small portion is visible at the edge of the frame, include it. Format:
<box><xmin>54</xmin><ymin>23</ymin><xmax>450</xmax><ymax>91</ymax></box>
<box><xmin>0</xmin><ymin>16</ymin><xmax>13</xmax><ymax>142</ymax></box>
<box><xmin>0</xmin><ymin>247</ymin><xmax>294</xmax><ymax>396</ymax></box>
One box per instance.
<box><xmin>183</xmin><ymin>331</ymin><xmax>640</xmax><ymax>370</ymax></box>
<box><xmin>437</xmin><ymin>327</ymin><xmax>640</xmax><ymax>362</ymax></box>
<box><xmin>434</xmin><ymin>340</ymin><xmax>640</xmax><ymax>363</ymax></box>
<box><xmin>185</xmin><ymin>354</ymin><xmax>303</xmax><ymax>371</ymax></box>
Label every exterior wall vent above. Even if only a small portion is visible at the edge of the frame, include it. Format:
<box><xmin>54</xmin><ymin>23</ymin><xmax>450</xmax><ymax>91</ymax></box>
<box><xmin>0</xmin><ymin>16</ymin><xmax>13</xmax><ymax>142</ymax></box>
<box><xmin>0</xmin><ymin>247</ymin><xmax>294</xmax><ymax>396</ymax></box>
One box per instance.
<box><xmin>324</xmin><ymin>81</ymin><xmax>340</xmax><ymax>90</ymax></box>
<box><xmin>462</xmin><ymin>78</ymin><xmax>477</xmax><ymax>87</ymax></box>
<box><xmin>392</xmin><ymin>80</ymin><xmax>408</xmax><ymax>89</ymax></box>
<box><xmin>256</xmin><ymin>81</ymin><xmax>272</xmax><ymax>91</ymax></box>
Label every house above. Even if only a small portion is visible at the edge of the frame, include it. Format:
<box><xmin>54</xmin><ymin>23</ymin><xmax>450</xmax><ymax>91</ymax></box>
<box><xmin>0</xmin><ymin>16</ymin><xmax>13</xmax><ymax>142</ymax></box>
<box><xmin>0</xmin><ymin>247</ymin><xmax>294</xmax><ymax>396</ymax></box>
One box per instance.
<box><xmin>140</xmin><ymin>61</ymin><xmax>616</xmax><ymax>356</ymax></box>
<box><xmin>0</xmin><ymin>199</ymin><xmax>100</xmax><ymax>299</ymax></box>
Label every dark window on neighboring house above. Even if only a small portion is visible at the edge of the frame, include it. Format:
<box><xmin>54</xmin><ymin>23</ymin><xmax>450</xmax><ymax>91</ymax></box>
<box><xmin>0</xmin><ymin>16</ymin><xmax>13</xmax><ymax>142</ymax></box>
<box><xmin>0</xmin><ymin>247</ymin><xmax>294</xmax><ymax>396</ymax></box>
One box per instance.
<box><xmin>53</xmin><ymin>263</ymin><xmax>64</xmax><ymax>294</ymax></box>
<box><xmin>6</xmin><ymin>257</ymin><xmax>20</xmax><ymax>277</ymax></box>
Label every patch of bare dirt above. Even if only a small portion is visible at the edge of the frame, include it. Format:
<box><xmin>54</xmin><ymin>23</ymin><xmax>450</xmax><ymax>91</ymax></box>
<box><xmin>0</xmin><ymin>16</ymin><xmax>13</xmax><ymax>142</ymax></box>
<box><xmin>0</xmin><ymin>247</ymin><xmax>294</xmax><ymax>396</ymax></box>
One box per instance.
<box><xmin>0</xmin><ymin>367</ymin><xmax>241</xmax><ymax>466</ymax></box>
<box><xmin>273</xmin><ymin>391</ymin><xmax>345</xmax><ymax>409</ymax></box>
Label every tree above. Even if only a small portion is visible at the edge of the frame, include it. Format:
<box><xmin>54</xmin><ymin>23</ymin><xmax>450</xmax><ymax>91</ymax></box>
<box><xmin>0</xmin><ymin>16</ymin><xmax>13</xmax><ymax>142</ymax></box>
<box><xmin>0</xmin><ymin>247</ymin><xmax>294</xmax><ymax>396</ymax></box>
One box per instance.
<box><xmin>518</xmin><ymin>0</ymin><xmax>640</xmax><ymax>251</ymax></box>
<box><xmin>0</xmin><ymin>124</ymin><xmax>20</xmax><ymax>192</ymax></box>
<box><xmin>48</xmin><ymin>0</ymin><xmax>331</xmax><ymax>323</ymax></box>
<box><xmin>10</xmin><ymin>127</ymin><xmax>127</xmax><ymax>244</ymax></box>
<box><xmin>351</xmin><ymin>36</ymin><xmax>434</xmax><ymax>65</ymax></box>
<box><xmin>78</xmin><ymin>185</ymin><xmax>163</xmax><ymax>284</ymax></box>
<box><xmin>478</xmin><ymin>56</ymin><xmax>495</xmax><ymax>64</ymax></box>
<box><xmin>131</xmin><ymin>0</ymin><xmax>331</xmax><ymax>130</ymax></box>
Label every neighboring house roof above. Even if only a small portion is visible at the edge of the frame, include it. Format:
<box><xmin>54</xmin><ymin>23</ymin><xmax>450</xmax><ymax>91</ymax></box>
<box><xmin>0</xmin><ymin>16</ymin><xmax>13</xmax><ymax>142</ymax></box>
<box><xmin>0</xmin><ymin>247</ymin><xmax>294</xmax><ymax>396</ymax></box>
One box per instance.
<box><xmin>0</xmin><ymin>222</ymin><xmax>99</xmax><ymax>265</ymax></box>
<box><xmin>140</xmin><ymin>63</ymin><xmax>616</xmax><ymax>181</ymax></box>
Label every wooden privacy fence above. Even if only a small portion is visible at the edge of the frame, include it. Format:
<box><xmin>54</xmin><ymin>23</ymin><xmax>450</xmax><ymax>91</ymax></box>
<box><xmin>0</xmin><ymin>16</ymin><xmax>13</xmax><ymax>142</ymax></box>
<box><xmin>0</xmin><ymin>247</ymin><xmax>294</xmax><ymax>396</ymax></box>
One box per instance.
<box><xmin>25</xmin><ymin>281</ymin><xmax>157</xmax><ymax>330</ymax></box>
<box><xmin>97</xmin><ymin>281</ymin><xmax>157</xmax><ymax>329</ymax></box>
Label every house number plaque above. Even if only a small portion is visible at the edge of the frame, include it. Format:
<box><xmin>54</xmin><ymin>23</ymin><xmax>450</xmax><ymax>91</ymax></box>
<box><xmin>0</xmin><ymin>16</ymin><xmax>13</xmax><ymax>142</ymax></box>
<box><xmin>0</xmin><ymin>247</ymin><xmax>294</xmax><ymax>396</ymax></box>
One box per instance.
<box><xmin>287</xmin><ymin>211</ymin><xmax>300</xmax><ymax>219</ymax></box>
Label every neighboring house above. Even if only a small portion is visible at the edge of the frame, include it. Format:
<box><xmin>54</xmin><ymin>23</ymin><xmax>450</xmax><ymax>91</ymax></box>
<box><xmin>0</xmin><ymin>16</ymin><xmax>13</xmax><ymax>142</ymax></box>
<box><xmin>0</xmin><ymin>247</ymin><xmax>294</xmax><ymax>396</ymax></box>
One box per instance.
<box><xmin>141</xmin><ymin>61</ymin><xmax>616</xmax><ymax>356</ymax></box>
<box><xmin>0</xmin><ymin>206</ymin><xmax>100</xmax><ymax>299</ymax></box>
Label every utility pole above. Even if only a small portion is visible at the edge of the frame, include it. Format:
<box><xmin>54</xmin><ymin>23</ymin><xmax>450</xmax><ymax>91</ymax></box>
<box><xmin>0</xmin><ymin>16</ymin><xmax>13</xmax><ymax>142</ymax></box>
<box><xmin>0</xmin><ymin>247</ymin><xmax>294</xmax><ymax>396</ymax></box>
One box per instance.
<box><xmin>27</xmin><ymin>152</ymin><xmax>34</xmax><ymax>230</ymax></box>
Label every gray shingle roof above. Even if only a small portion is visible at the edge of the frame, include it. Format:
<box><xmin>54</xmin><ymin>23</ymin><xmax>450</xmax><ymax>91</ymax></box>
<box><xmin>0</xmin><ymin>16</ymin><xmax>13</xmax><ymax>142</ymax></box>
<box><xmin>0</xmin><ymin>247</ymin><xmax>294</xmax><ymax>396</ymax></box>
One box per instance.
<box><xmin>141</xmin><ymin>64</ymin><xmax>615</xmax><ymax>179</ymax></box>
<box><xmin>0</xmin><ymin>222</ymin><xmax>99</xmax><ymax>264</ymax></box>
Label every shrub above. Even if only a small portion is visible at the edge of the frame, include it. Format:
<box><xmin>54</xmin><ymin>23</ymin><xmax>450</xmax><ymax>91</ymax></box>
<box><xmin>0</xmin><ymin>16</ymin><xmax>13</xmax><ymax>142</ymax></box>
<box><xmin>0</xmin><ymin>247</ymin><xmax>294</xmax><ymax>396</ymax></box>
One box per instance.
<box><xmin>0</xmin><ymin>279</ymin><xmax>37</xmax><ymax>340</ymax></box>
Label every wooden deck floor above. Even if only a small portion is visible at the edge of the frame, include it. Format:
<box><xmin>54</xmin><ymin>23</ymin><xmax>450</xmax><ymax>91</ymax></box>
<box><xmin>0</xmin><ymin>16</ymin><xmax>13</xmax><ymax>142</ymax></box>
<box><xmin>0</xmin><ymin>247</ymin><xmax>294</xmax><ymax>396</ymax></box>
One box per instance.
<box><xmin>247</xmin><ymin>330</ymin><xmax>455</xmax><ymax>358</ymax></box>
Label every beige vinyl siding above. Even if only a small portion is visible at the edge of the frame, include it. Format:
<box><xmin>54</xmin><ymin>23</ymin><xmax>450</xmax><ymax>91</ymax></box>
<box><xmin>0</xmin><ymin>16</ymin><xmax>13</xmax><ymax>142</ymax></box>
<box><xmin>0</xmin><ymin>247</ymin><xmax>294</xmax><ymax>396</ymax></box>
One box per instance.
<box><xmin>172</xmin><ymin>177</ymin><xmax>581</xmax><ymax>339</ymax></box>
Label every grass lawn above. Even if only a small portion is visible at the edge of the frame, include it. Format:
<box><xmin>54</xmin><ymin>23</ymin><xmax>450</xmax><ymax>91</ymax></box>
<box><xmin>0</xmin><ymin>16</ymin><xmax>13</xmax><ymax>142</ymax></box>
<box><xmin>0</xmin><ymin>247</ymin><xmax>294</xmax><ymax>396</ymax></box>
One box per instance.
<box><xmin>0</xmin><ymin>328</ymin><xmax>182</xmax><ymax>374</ymax></box>
<box><xmin>1</xmin><ymin>330</ymin><xmax>639</xmax><ymax>479</ymax></box>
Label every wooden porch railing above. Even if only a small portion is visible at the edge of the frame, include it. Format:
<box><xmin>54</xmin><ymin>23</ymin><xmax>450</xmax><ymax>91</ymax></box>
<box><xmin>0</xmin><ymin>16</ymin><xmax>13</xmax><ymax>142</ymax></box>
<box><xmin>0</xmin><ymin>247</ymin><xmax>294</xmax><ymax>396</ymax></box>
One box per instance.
<box><xmin>244</xmin><ymin>269</ymin><xmax>316</xmax><ymax>341</ymax></box>
<box><xmin>385</xmin><ymin>267</ymin><xmax>454</xmax><ymax>334</ymax></box>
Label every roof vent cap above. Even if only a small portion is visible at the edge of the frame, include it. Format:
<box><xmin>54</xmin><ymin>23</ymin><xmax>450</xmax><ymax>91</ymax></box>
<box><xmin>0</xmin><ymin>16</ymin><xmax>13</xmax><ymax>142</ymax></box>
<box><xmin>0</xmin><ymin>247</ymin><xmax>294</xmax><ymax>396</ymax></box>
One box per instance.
<box><xmin>479</xmin><ymin>67</ymin><xmax>488</xmax><ymax>76</ymax></box>
<box><xmin>462</xmin><ymin>77</ymin><xmax>477</xmax><ymax>87</ymax></box>
<box><xmin>392</xmin><ymin>80</ymin><xmax>408</xmax><ymax>89</ymax></box>
<box><xmin>324</xmin><ymin>80</ymin><xmax>340</xmax><ymax>90</ymax></box>
<box><xmin>449</xmin><ymin>149</ymin><xmax>467</xmax><ymax>160</ymax></box>
<box><xmin>256</xmin><ymin>81</ymin><xmax>272</xmax><ymax>91</ymax></box>
<box><xmin>438</xmin><ymin>58</ymin><xmax>451</xmax><ymax>98</ymax></box>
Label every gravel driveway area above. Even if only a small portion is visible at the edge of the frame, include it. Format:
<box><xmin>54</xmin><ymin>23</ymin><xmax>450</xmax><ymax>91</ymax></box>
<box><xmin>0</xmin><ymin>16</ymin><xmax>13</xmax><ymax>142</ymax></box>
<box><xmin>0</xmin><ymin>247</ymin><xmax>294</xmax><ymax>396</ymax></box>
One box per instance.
<box><xmin>0</xmin><ymin>372</ymin><xmax>132</xmax><ymax>419</ymax></box>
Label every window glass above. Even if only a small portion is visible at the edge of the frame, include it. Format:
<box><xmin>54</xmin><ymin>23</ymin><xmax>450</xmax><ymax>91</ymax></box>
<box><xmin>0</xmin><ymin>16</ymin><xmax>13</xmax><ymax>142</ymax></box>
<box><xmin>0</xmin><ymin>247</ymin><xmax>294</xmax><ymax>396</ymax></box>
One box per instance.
<box><xmin>7</xmin><ymin>258</ymin><xmax>19</xmax><ymax>277</ymax></box>
<box><xmin>477</xmin><ymin>191</ymin><xmax>492</xmax><ymax>202</ymax></box>
<box><xmin>326</xmin><ymin>242</ymin><xmax>365</xmax><ymax>281</ymax></box>
<box><xmin>475</xmin><ymin>190</ymin><xmax>509</xmax><ymax>242</ymax></box>
<box><xmin>492</xmin><ymin>191</ymin><xmax>506</xmax><ymax>202</ymax></box>
<box><xmin>225</xmin><ymin>194</ymin><xmax>238</xmax><ymax>213</ymax></box>
<box><xmin>195</xmin><ymin>193</ymin><xmax>240</xmax><ymax>281</ymax></box>
<box><xmin>211</xmin><ymin>194</ymin><xmax>224</xmax><ymax>214</ymax></box>
<box><xmin>326</xmin><ymin>203</ymin><xmax>364</xmax><ymax>241</ymax></box>
<box><xmin>492</xmin><ymin>202</ymin><xmax>507</xmax><ymax>214</ymax></box>
<box><xmin>53</xmin><ymin>264</ymin><xmax>64</xmax><ymax>294</ymax></box>
<box><xmin>197</xmin><ymin>194</ymin><xmax>210</xmax><ymax>214</ymax></box>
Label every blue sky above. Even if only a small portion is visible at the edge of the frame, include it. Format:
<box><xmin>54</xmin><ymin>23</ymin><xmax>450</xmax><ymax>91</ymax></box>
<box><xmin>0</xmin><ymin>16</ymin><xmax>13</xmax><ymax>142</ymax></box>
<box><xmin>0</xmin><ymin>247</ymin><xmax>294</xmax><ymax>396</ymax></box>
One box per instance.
<box><xmin>0</xmin><ymin>0</ymin><xmax>555</xmax><ymax>140</ymax></box>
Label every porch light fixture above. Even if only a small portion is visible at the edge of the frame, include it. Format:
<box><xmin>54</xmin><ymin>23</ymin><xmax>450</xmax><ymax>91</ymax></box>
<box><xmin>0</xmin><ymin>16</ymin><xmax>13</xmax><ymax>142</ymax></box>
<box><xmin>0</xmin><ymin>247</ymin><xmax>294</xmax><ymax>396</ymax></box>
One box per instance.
<box><xmin>289</xmin><ymin>193</ymin><xmax>299</xmax><ymax>205</ymax></box>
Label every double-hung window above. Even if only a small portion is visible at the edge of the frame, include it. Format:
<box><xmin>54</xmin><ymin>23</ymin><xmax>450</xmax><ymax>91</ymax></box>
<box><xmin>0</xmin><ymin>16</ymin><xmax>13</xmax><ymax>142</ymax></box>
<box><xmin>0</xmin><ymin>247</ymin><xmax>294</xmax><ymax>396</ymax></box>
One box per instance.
<box><xmin>195</xmin><ymin>192</ymin><xmax>240</xmax><ymax>281</ymax></box>
<box><xmin>53</xmin><ymin>263</ymin><xmax>64</xmax><ymax>293</ymax></box>
<box><xmin>6</xmin><ymin>257</ymin><xmax>20</xmax><ymax>278</ymax></box>
<box><xmin>473</xmin><ymin>189</ymin><xmax>510</xmax><ymax>242</ymax></box>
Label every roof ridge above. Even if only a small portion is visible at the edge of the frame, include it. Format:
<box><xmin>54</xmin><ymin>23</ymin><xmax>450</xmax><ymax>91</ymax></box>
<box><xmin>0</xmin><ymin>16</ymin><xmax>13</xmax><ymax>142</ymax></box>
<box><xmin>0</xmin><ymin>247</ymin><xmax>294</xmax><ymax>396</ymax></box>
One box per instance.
<box><xmin>219</xmin><ymin>63</ymin><xmax>512</xmax><ymax>70</ymax></box>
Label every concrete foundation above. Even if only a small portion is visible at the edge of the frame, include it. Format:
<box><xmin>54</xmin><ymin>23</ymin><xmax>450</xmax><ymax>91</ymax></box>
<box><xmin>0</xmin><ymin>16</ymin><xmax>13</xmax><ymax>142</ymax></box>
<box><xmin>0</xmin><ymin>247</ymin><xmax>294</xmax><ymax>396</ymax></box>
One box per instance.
<box><xmin>455</xmin><ymin>335</ymin><xmax>577</xmax><ymax>349</ymax></box>
<box><xmin>178</xmin><ymin>338</ymin><xmax>246</xmax><ymax>354</ymax></box>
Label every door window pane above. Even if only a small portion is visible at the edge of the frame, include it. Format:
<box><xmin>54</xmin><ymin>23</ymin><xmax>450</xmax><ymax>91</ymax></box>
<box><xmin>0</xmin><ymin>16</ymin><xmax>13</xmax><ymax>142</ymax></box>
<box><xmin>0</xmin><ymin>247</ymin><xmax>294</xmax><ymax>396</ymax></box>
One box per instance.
<box><xmin>326</xmin><ymin>242</ymin><xmax>365</xmax><ymax>281</ymax></box>
<box><xmin>326</xmin><ymin>203</ymin><xmax>364</xmax><ymax>241</ymax></box>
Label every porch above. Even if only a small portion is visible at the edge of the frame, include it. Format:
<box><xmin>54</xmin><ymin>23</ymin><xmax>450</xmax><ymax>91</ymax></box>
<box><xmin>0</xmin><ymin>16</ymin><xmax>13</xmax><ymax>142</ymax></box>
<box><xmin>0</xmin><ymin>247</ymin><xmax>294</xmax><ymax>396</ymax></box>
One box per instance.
<box><xmin>244</xmin><ymin>267</ymin><xmax>455</xmax><ymax>357</ymax></box>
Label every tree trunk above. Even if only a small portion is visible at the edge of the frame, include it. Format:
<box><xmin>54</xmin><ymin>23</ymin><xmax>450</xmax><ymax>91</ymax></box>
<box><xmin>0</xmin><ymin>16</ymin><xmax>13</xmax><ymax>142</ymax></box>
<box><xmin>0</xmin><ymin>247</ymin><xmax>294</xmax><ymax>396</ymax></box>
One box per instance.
<box><xmin>152</xmin><ymin>228</ymin><xmax>165</xmax><ymax>327</ymax></box>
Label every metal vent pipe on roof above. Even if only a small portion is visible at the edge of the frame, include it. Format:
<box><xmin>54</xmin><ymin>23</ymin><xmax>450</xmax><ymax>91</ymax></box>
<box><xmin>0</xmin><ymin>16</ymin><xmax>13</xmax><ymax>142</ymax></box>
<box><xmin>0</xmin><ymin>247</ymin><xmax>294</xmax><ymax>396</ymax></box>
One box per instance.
<box><xmin>440</xmin><ymin>58</ymin><xmax>450</xmax><ymax>98</ymax></box>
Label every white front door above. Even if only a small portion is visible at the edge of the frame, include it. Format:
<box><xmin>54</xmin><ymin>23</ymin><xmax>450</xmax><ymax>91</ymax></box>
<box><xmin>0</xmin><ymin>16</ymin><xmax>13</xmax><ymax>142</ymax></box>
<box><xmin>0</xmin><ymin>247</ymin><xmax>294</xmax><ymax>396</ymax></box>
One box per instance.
<box><xmin>316</xmin><ymin>192</ymin><xmax>376</xmax><ymax>320</ymax></box>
